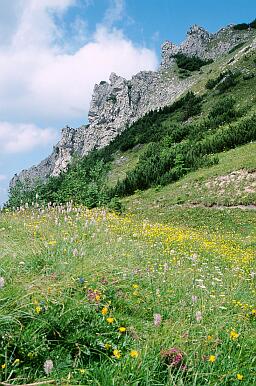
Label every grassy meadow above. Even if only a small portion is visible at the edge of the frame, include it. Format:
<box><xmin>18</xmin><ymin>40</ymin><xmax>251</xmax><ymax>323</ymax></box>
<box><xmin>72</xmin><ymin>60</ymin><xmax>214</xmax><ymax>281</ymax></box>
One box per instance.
<box><xmin>0</xmin><ymin>179</ymin><xmax>256</xmax><ymax>385</ymax></box>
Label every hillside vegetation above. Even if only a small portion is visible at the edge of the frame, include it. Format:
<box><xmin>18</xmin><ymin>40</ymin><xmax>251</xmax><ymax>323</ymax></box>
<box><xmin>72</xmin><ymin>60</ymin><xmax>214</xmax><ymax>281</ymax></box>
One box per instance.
<box><xmin>7</xmin><ymin>40</ymin><xmax>256</xmax><ymax>209</ymax></box>
<box><xmin>1</xmin><ymin>26</ymin><xmax>256</xmax><ymax>386</ymax></box>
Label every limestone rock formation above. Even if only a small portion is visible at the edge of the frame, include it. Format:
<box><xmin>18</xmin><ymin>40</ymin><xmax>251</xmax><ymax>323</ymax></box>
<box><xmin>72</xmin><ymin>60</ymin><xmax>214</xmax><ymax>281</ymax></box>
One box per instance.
<box><xmin>9</xmin><ymin>23</ymin><xmax>256</xmax><ymax>190</ymax></box>
<box><xmin>161</xmin><ymin>24</ymin><xmax>254</xmax><ymax>69</ymax></box>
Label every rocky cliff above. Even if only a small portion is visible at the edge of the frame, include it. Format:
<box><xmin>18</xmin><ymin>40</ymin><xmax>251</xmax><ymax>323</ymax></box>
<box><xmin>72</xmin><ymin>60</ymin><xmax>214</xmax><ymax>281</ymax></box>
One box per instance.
<box><xmin>10</xmin><ymin>24</ymin><xmax>255</xmax><ymax>189</ymax></box>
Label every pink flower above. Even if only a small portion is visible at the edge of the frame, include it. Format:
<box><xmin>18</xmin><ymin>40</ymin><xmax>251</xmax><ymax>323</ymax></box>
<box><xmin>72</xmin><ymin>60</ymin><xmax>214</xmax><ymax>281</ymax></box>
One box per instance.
<box><xmin>192</xmin><ymin>295</ymin><xmax>198</xmax><ymax>303</ymax></box>
<box><xmin>161</xmin><ymin>347</ymin><xmax>185</xmax><ymax>368</ymax></box>
<box><xmin>153</xmin><ymin>313</ymin><xmax>162</xmax><ymax>327</ymax></box>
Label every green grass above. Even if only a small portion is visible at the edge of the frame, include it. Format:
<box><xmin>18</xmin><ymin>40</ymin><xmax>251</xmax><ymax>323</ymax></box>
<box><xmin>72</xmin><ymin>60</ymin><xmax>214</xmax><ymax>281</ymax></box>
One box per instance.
<box><xmin>123</xmin><ymin>142</ymin><xmax>256</xmax><ymax>214</ymax></box>
<box><xmin>0</xmin><ymin>196</ymin><xmax>256</xmax><ymax>385</ymax></box>
<box><xmin>107</xmin><ymin>146</ymin><xmax>146</xmax><ymax>188</ymax></box>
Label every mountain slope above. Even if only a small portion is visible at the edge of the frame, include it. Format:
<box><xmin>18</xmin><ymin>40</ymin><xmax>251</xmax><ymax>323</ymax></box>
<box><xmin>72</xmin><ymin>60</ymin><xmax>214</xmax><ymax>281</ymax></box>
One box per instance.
<box><xmin>7</xmin><ymin>35</ymin><xmax>256</xmax><ymax>209</ymax></box>
<box><xmin>9</xmin><ymin>23</ymin><xmax>256</xmax><ymax>192</ymax></box>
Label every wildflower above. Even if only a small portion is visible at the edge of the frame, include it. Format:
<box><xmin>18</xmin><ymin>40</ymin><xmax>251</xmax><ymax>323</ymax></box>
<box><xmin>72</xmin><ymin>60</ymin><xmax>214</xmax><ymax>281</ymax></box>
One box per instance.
<box><xmin>104</xmin><ymin>343</ymin><xmax>111</xmax><ymax>350</ymax></box>
<box><xmin>113</xmin><ymin>349</ymin><xmax>121</xmax><ymax>359</ymax></box>
<box><xmin>0</xmin><ymin>277</ymin><xmax>5</xmax><ymax>289</ymax></box>
<box><xmin>196</xmin><ymin>311</ymin><xmax>202</xmax><ymax>322</ymax></box>
<box><xmin>12</xmin><ymin>359</ymin><xmax>20</xmax><ymax>366</ymax></box>
<box><xmin>132</xmin><ymin>284</ymin><xmax>139</xmax><ymax>289</ymax></box>
<box><xmin>107</xmin><ymin>317</ymin><xmax>114</xmax><ymax>324</ymax></box>
<box><xmin>95</xmin><ymin>294</ymin><xmax>101</xmax><ymax>302</ymax></box>
<box><xmin>87</xmin><ymin>289</ymin><xmax>100</xmax><ymax>302</ymax></box>
<box><xmin>153</xmin><ymin>313</ymin><xmax>162</xmax><ymax>327</ymax></box>
<box><xmin>118</xmin><ymin>327</ymin><xmax>126</xmax><ymax>333</ymax></box>
<box><xmin>230</xmin><ymin>330</ymin><xmax>239</xmax><ymax>340</ymax></box>
<box><xmin>44</xmin><ymin>359</ymin><xmax>53</xmax><ymax>375</ymax></box>
<box><xmin>192</xmin><ymin>295</ymin><xmax>198</xmax><ymax>303</ymax></box>
<box><xmin>79</xmin><ymin>369</ymin><xmax>86</xmax><ymax>374</ymax></box>
<box><xmin>101</xmin><ymin>307</ymin><xmax>108</xmax><ymax>315</ymax></box>
<box><xmin>207</xmin><ymin>335</ymin><xmax>213</xmax><ymax>341</ymax></box>
<box><xmin>1</xmin><ymin>364</ymin><xmax>6</xmax><ymax>369</ymax></box>
<box><xmin>79</xmin><ymin>277</ymin><xmax>85</xmax><ymax>284</ymax></box>
<box><xmin>208</xmin><ymin>355</ymin><xmax>216</xmax><ymax>363</ymax></box>
<box><xmin>161</xmin><ymin>348</ymin><xmax>183</xmax><ymax>367</ymax></box>
<box><xmin>48</xmin><ymin>240</ymin><xmax>56</xmax><ymax>246</ymax></box>
<box><xmin>35</xmin><ymin>306</ymin><xmax>42</xmax><ymax>314</ymax></box>
<box><xmin>73</xmin><ymin>248</ymin><xmax>79</xmax><ymax>256</ymax></box>
<box><xmin>237</xmin><ymin>374</ymin><xmax>244</xmax><ymax>380</ymax></box>
<box><xmin>130</xmin><ymin>350</ymin><xmax>139</xmax><ymax>358</ymax></box>
<box><xmin>251</xmin><ymin>309</ymin><xmax>256</xmax><ymax>316</ymax></box>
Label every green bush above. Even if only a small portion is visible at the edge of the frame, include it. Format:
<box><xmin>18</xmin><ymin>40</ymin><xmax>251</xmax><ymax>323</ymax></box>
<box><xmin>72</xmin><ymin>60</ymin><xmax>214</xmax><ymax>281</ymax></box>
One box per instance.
<box><xmin>233</xmin><ymin>23</ymin><xmax>249</xmax><ymax>30</ymax></box>
<box><xmin>174</xmin><ymin>53</ymin><xmax>213</xmax><ymax>72</ymax></box>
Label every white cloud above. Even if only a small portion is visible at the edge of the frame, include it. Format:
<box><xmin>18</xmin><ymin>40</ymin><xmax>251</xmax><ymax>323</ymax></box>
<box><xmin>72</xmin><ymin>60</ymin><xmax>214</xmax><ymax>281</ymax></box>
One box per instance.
<box><xmin>103</xmin><ymin>0</ymin><xmax>125</xmax><ymax>27</ymax></box>
<box><xmin>0</xmin><ymin>0</ymin><xmax>158</xmax><ymax>155</ymax></box>
<box><xmin>0</xmin><ymin>122</ymin><xmax>57</xmax><ymax>153</ymax></box>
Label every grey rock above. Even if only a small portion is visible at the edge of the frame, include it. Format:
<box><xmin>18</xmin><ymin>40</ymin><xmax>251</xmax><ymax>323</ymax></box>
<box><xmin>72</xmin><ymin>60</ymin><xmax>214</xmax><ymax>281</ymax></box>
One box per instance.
<box><xmin>160</xmin><ymin>24</ymin><xmax>255</xmax><ymax>69</ymax></box>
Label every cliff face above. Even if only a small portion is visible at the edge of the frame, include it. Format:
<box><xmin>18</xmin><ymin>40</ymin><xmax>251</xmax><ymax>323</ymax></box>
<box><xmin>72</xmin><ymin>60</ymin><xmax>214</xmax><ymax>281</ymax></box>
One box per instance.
<box><xmin>9</xmin><ymin>24</ymin><xmax>255</xmax><ymax>189</ymax></box>
<box><xmin>161</xmin><ymin>24</ymin><xmax>254</xmax><ymax>68</ymax></box>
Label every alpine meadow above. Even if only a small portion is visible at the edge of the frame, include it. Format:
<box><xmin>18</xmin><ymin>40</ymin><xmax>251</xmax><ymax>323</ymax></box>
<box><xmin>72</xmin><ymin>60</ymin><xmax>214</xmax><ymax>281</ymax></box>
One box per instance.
<box><xmin>1</xmin><ymin>8</ymin><xmax>256</xmax><ymax>386</ymax></box>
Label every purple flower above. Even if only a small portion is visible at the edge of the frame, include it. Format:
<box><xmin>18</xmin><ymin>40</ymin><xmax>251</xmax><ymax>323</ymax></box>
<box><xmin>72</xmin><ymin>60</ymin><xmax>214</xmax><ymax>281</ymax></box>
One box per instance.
<box><xmin>153</xmin><ymin>313</ymin><xmax>162</xmax><ymax>327</ymax></box>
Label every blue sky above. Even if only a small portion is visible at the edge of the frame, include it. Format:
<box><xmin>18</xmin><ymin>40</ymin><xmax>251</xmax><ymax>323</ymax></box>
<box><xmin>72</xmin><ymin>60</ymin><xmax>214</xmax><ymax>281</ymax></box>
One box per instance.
<box><xmin>0</xmin><ymin>0</ymin><xmax>255</xmax><ymax>205</ymax></box>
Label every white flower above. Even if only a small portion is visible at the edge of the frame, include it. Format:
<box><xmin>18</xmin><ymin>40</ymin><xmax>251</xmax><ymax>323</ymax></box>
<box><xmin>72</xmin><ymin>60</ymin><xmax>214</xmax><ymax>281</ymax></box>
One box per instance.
<box><xmin>196</xmin><ymin>311</ymin><xmax>202</xmax><ymax>322</ymax></box>
<box><xmin>0</xmin><ymin>277</ymin><xmax>5</xmax><ymax>289</ymax></box>
<box><xmin>43</xmin><ymin>359</ymin><xmax>53</xmax><ymax>375</ymax></box>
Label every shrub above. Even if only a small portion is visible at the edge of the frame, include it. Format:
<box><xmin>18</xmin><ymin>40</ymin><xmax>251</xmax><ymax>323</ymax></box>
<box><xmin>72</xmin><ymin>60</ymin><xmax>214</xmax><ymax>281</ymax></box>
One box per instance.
<box><xmin>174</xmin><ymin>53</ymin><xmax>213</xmax><ymax>72</ymax></box>
<box><xmin>228</xmin><ymin>42</ymin><xmax>245</xmax><ymax>54</ymax></box>
<box><xmin>216</xmin><ymin>71</ymin><xmax>239</xmax><ymax>93</ymax></box>
<box><xmin>233</xmin><ymin>23</ymin><xmax>249</xmax><ymax>30</ymax></box>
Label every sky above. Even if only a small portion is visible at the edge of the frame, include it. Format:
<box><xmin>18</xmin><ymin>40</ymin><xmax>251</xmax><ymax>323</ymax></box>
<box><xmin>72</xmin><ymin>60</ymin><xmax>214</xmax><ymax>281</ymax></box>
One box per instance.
<box><xmin>0</xmin><ymin>0</ymin><xmax>255</xmax><ymax>205</ymax></box>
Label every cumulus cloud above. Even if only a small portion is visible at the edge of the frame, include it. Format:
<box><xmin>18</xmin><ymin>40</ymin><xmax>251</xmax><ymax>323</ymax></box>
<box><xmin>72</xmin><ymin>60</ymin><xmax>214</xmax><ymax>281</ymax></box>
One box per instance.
<box><xmin>0</xmin><ymin>0</ymin><xmax>158</xmax><ymax>155</ymax></box>
<box><xmin>0</xmin><ymin>122</ymin><xmax>57</xmax><ymax>153</ymax></box>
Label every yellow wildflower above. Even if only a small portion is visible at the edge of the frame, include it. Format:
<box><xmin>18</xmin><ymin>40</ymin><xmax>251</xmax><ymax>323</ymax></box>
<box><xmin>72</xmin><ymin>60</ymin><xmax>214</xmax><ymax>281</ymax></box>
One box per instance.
<box><xmin>101</xmin><ymin>307</ymin><xmax>108</xmax><ymax>315</ymax></box>
<box><xmin>12</xmin><ymin>359</ymin><xmax>20</xmax><ymax>366</ymax></box>
<box><xmin>113</xmin><ymin>349</ymin><xmax>121</xmax><ymax>359</ymax></box>
<box><xmin>207</xmin><ymin>335</ymin><xmax>213</xmax><ymax>341</ymax></box>
<box><xmin>208</xmin><ymin>355</ymin><xmax>216</xmax><ymax>363</ymax></box>
<box><xmin>48</xmin><ymin>240</ymin><xmax>56</xmax><ymax>246</ymax></box>
<box><xmin>104</xmin><ymin>343</ymin><xmax>111</xmax><ymax>350</ymax></box>
<box><xmin>130</xmin><ymin>350</ymin><xmax>139</xmax><ymax>358</ymax></box>
<box><xmin>79</xmin><ymin>369</ymin><xmax>86</xmax><ymax>374</ymax></box>
<box><xmin>230</xmin><ymin>330</ymin><xmax>239</xmax><ymax>340</ymax></box>
<box><xmin>106</xmin><ymin>317</ymin><xmax>114</xmax><ymax>324</ymax></box>
<box><xmin>35</xmin><ymin>306</ymin><xmax>42</xmax><ymax>314</ymax></box>
<box><xmin>95</xmin><ymin>294</ymin><xmax>101</xmax><ymax>302</ymax></box>
<box><xmin>251</xmin><ymin>309</ymin><xmax>256</xmax><ymax>316</ymax></box>
<box><xmin>1</xmin><ymin>364</ymin><xmax>6</xmax><ymax>369</ymax></box>
<box><xmin>132</xmin><ymin>284</ymin><xmax>139</xmax><ymax>289</ymax></box>
<box><xmin>118</xmin><ymin>327</ymin><xmax>126</xmax><ymax>333</ymax></box>
<box><xmin>236</xmin><ymin>374</ymin><xmax>244</xmax><ymax>381</ymax></box>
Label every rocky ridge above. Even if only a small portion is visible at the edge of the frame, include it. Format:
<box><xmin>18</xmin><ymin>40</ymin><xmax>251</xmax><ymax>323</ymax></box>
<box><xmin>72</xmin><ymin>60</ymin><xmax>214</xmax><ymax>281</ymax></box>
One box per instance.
<box><xmin>10</xmin><ymin>24</ymin><xmax>255</xmax><ymax>189</ymax></box>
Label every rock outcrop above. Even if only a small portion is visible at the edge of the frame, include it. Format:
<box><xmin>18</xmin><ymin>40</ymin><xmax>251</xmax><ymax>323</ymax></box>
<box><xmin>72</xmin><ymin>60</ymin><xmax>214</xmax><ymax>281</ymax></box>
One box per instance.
<box><xmin>161</xmin><ymin>24</ymin><xmax>254</xmax><ymax>69</ymax></box>
<box><xmin>9</xmin><ymin>23</ymin><xmax>256</xmax><ymax>189</ymax></box>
